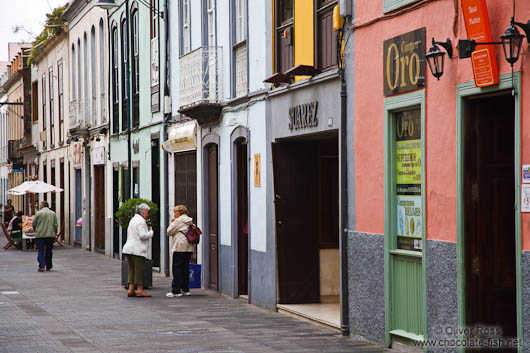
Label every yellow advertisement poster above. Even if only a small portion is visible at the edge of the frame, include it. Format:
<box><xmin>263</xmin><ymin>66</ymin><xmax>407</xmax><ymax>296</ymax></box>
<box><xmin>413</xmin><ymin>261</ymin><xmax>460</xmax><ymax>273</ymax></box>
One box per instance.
<box><xmin>395</xmin><ymin>109</ymin><xmax>422</xmax><ymax>248</ymax></box>
<box><xmin>396</xmin><ymin>139</ymin><xmax>421</xmax><ymax>185</ymax></box>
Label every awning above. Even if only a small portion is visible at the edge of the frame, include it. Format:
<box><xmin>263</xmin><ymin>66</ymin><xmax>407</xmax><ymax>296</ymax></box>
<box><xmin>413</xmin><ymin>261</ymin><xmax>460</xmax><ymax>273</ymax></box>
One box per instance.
<box><xmin>162</xmin><ymin>122</ymin><xmax>197</xmax><ymax>153</ymax></box>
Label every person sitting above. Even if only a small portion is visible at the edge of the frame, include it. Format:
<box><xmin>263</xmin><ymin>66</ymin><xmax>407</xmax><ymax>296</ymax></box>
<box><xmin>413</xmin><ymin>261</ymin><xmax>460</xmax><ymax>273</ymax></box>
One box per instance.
<box><xmin>8</xmin><ymin>211</ymin><xmax>23</xmax><ymax>249</ymax></box>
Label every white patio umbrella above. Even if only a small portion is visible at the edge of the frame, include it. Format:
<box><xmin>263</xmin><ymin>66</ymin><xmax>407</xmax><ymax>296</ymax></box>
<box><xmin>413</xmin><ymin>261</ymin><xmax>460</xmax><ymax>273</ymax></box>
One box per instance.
<box><xmin>8</xmin><ymin>181</ymin><xmax>64</xmax><ymax>195</ymax></box>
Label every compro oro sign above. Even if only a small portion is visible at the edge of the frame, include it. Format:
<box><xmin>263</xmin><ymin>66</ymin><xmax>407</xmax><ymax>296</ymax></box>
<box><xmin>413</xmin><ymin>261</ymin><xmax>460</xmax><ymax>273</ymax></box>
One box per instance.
<box><xmin>162</xmin><ymin>122</ymin><xmax>197</xmax><ymax>153</ymax></box>
<box><xmin>383</xmin><ymin>28</ymin><xmax>426</xmax><ymax>97</ymax></box>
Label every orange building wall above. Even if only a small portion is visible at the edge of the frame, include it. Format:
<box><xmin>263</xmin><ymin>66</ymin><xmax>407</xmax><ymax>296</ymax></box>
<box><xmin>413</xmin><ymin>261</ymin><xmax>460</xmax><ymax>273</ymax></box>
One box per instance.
<box><xmin>353</xmin><ymin>0</ymin><xmax>530</xmax><ymax>247</ymax></box>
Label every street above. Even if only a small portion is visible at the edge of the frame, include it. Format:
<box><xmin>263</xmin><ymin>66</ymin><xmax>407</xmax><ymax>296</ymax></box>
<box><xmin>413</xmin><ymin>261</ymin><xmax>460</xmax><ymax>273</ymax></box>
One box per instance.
<box><xmin>0</xmin><ymin>239</ymin><xmax>394</xmax><ymax>353</ymax></box>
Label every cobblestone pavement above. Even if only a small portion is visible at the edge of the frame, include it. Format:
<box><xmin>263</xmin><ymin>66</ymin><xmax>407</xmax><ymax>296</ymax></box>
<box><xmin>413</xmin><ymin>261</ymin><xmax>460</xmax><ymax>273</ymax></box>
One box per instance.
<box><xmin>0</xmin><ymin>239</ymin><xmax>396</xmax><ymax>353</ymax></box>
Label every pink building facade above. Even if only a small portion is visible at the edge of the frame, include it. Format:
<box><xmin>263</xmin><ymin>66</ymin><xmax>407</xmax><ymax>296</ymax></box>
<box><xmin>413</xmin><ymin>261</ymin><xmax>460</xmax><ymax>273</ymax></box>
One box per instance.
<box><xmin>350</xmin><ymin>0</ymin><xmax>530</xmax><ymax>351</ymax></box>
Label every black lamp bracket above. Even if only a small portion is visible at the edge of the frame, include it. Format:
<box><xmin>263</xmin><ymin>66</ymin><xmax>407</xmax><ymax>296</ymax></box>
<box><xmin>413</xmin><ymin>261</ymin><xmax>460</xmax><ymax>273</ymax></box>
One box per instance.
<box><xmin>458</xmin><ymin>39</ymin><xmax>503</xmax><ymax>59</ymax></box>
<box><xmin>515</xmin><ymin>20</ymin><xmax>530</xmax><ymax>43</ymax></box>
<box><xmin>435</xmin><ymin>38</ymin><xmax>453</xmax><ymax>59</ymax></box>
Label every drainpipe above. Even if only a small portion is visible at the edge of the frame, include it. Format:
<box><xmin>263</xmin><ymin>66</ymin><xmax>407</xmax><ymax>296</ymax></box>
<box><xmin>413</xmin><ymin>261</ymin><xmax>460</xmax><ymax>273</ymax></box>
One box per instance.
<box><xmin>162</xmin><ymin>0</ymin><xmax>170</xmax><ymax>276</ymax></box>
<box><xmin>339</xmin><ymin>22</ymin><xmax>350</xmax><ymax>337</ymax></box>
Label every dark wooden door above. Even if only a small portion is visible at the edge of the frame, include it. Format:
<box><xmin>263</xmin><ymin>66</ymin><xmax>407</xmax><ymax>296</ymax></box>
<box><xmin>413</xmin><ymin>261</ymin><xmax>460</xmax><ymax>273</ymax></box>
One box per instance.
<box><xmin>113</xmin><ymin>169</ymin><xmax>120</xmax><ymax>256</ymax></box>
<box><xmin>60</xmin><ymin>161</ymin><xmax>65</xmax><ymax>240</ymax></box>
<box><xmin>208</xmin><ymin>144</ymin><xmax>219</xmax><ymax>291</ymax></box>
<box><xmin>272</xmin><ymin>141</ymin><xmax>320</xmax><ymax>304</ymax></box>
<box><xmin>464</xmin><ymin>93</ymin><xmax>516</xmax><ymax>352</ymax></box>
<box><xmin>237</xmin><ymin>141</ymin><xmax>248</xmax><ymax>296</ymax></box>
<box><xmin>174</xmin><ymin>152</ymin><xmax>197</xmax><ymax>224</ymax></box>
<box><xmin>75</xmin><ymin>169</ymin><xmax>82</xmax><ymax>243</ymax></box>
<box><xmin>94</xmin><ymin>166</ymin><xmax>105</xmax><ymax>251</ymax></box>
<box><xmin>151</xmin><ymin>138</ymin><xmax>161</xmax><ymax>267</ymax></box>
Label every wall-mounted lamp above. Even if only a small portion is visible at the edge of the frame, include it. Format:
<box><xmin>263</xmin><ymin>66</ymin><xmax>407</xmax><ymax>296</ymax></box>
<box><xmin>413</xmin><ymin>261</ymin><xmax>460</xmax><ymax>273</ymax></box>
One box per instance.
<box><xmin>459</xmin><ymin>17</ymin><xmax>530</xmax><ymax>67</ymax></box>
<box><xmin>425</xmin><ymin>38</ymin><xmax>453</xmax><ymax>80</ymax></box>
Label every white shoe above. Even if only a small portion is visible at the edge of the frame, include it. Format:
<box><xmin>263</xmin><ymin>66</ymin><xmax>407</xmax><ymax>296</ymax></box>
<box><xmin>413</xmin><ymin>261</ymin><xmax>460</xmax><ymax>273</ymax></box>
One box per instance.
<box><xmin>183</xmin><ymin>291</ymin><xmax>191</xmax><ymax>296</ymax></box>
<box><xmin>166</xmin><ymin>292</ymin><xmax>183</xmax><ymax>298</ymax></box>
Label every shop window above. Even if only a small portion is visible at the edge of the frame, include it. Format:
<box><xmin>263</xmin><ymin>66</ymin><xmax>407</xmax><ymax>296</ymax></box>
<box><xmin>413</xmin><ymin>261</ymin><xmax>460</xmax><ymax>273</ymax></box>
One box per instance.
<box><xmin>383</xmin><ymin>0</ymin><xmax>420</xmax><ymax>13</ymax></box>
<box><xmin>315</xmin><ymin>0</ymin><xmax>338</xmax><ymax>72</ymax></box>
<box><xmin>274</xmin><ymin>0</ymin><xmax>294</xmax><ymax>73</ymax></box>
<box><xmin>132</xmin><ymin>165</ymin><xmax>139</xmax><ymax>198</ymax></box>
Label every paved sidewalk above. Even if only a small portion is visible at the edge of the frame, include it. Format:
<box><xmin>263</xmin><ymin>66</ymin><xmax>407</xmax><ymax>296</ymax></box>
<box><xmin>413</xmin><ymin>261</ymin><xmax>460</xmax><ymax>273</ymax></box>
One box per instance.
<box><xmin>0</xmin><ymin>239</ymin><xmax>395</xmax><ymax>353</ymax></box>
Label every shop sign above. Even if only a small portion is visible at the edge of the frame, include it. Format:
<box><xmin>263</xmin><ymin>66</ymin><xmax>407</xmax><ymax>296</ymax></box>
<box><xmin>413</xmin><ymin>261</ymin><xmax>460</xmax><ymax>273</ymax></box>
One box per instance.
<box><xmin>254</xmin><ymin>153</ymin><xmax>261</xmax><ymax>187</ymax></box>
<box><xmin>92</xmin><ymin>147</ymin><xmax>105</xmax><ymax>165</ymax></box>
<box><xmin>461</xmin><ymin>0</ymin><xmax>499</xmax><ymax>87</ymax></box>
<box><xmin>395</xmin><ymin>109</ymin><xmax>422</xmax><ymax>252</ymax></box>
<box><xmin>288</xmin><ymin>101</ymin><xmax>318</xmax><ymax>131</ymax></box>
<box><xmin>383</xmin><ymin>28</ymin><xmax>426</xmax><ymax>97</ymax></box>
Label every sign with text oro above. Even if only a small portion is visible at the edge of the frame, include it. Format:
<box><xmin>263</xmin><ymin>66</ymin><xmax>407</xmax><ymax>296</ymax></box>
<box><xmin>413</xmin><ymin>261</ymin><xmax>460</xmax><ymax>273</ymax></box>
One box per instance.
<box><xmin>383</xmin><ymin>28</ymin><xmax>426</xmax><ymax>97</ymax></box>
<box><xmin>461</xmin><ymin>0</ymin><xmax>499</xmax><ymax>87</ymax></box>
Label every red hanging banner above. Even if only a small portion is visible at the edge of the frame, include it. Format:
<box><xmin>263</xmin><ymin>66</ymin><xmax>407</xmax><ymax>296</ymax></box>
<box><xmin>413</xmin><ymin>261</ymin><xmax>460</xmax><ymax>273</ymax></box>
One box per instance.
<box><xmin>461</xmin><ymin>0</ymin><xmax>499</xmax><ymax>87</ymax></box>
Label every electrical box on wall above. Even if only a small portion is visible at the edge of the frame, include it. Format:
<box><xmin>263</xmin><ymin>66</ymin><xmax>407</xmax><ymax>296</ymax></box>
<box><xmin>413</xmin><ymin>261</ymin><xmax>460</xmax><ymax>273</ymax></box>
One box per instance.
<box><xmin>339</xmin><ymin>0</ymin><xmax>352</xmax><ymax>17</ymax></box>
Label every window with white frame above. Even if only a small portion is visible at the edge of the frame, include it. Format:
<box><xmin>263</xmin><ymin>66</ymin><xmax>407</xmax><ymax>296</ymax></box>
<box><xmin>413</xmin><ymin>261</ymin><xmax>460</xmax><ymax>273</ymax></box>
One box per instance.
<box><xmin>383</xmin><ymin>0</ymin><xmax>420</xmax><ymax>13</ymax></box>
<box><xmin>181</xmin><ymin>0</ymin><xmax>191</xmax><ymax>54</ymax></box>
<box><xmin>42</xmin><ymin>73</ymin><xmax>46</xmax><ymax>149</ymax></box>
<box><xmin>71</xmin><ymin>44</ymin><xmax>76</xmax><ymax>101</ymax></box>
<box><xmin>49</xmin><ymin>67</ymin><xmax>54</xmax><ymax>147</ymax></box>
<box><xmin>111</xmin><ymin>24</ymin><xmax>119</xmax><ymax>134</ymax></box>
<box><xmin>91</xmin><ymin>26</ymin><xmax>97</xmax><ymax>126</ymax></box>
<box><xmin>208</xmin><ymin>0</ymin><xmax>215</xmax><ymax>47</ymax></box>
<box><xmin>235</xmin><ymin>0</ymin><xmax>245</xmax><ymax>44</ymax></box>
<box><xmin>58</xmin><ymin>60</ymin><xmax>64</xmax><ymax>143</ymax></box>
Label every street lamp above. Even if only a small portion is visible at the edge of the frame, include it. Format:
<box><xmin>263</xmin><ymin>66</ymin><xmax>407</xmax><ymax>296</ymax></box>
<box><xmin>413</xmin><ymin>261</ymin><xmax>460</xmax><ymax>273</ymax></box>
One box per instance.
<box><xmin>500</xmin><ymin>17</ymin><xmax>525</xmax><ymax>66</ymax></box>
<box><xmin>94</xmin><ymin>0</ymin><xmax>119</xmax><ymax>9</ymax></box>
<box><xmin>425</xmin><ymin>38</ymin><xmax>452</xmax><ymax>80</ymax></box>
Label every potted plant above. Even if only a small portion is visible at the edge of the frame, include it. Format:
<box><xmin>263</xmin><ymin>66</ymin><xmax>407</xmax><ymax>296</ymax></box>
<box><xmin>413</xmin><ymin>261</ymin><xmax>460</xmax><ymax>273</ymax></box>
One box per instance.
<box><xmin>116</xmin><ymin>198</ymin><xmax>159</xmax><ymax>289</ymax></box>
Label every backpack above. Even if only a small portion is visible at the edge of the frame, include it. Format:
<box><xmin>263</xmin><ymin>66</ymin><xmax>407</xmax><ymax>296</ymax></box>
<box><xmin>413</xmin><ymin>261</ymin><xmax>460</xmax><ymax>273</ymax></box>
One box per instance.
<box><xmin>185</xmin><ymin>224</ymin><xmax>202</xmax><ymax>244</ymax></box>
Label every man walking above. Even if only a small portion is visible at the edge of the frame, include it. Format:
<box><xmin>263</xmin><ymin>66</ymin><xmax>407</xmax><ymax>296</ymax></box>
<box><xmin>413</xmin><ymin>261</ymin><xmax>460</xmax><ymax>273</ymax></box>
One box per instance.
<box><xmin>33</xmin><ymin>201</ymin><xmax>58</xmax><ymax>272</ymax></box>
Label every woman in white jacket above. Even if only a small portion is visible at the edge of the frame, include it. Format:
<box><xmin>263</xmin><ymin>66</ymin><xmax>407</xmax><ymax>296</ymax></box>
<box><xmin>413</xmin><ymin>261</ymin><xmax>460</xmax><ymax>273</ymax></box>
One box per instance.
<box><xmin>166</xmin><ymin>205</ymin><xmax>195</xmax><ymax>297</ymax></box>
<box><xmin>122</xmin><ymin>203</ymin><xmax>153</xmax><ymax>297</ymax></box>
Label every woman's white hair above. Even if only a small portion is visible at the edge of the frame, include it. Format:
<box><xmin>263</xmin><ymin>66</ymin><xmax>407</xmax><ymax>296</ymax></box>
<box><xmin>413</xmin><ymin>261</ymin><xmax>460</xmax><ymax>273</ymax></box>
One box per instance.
<box><xmin>136</xmin><ymin>203</ymin><xmax>150</xmax><ymax>214</ymax></box>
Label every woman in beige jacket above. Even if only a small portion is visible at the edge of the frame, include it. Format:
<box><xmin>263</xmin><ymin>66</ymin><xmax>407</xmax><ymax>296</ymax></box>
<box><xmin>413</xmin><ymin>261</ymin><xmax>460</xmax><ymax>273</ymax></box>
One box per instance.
<box><xmin>166</xmin><ymin>205</ymin><xmax>195</xmax><ymax>297</ymax></box>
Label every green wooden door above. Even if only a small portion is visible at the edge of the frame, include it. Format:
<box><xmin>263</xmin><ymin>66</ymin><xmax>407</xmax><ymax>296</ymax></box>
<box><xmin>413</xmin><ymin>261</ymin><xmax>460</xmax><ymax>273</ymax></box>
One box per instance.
<box><xmin>389</xmin><ymin>107</ymin><xmax>424</xmax><ymax>344</ymax></box>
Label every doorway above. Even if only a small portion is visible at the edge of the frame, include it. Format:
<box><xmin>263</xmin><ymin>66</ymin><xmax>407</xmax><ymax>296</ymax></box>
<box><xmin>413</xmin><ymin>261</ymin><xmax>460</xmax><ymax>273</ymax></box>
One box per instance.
<box><xmin>464</xmin><ymin>92</ymin><xmax>516</xmax><ymax>351</ymax></box>
<box><xmin>94</xmin><ymin>165</ymin><xmax>105</xmax><ymax>252</ymax></box>
<box><xmin>207</xmin><ymin>144</ymin><xmax>219</xmax><ymax>291</ymax></box>
<box><xmin>151</xmin><ymin>138</ymin><xmax>161</xmax><ymax>267</ymax></box>
<box><xmin>60</xmin><ymin>161</ymin><xmax>65</xmax><ymax>242</ymax></box>
<box><xmin>272</xmin><ymin>135</ymin><xmax>340</xmax><ymax>307</ymax></box>
<box><xmin>74</xmin><ymin>169</ymin><xmax>82</xmax><ymax>244</ymax></box>
<box><xmin>235</xmin><ymin>139</ymin><xmax>248</xmax><ymax>296</ymax></box>
<box><xmin>113</xmin><ymin>168</ymin><xmax>119</xmax><ymax>257</ymax></box>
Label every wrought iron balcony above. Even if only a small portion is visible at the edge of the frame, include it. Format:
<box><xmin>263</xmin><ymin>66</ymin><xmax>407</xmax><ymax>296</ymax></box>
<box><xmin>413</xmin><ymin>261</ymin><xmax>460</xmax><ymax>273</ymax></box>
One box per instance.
<box><xmin>68</xmin><ymin>100</ymin><xmax>89</xmax><ymax>137</ymax></box>
<box><xmin>178</xmin><ymin>46</ymin><xmax>223</xmax><ymax>125</ymax></box>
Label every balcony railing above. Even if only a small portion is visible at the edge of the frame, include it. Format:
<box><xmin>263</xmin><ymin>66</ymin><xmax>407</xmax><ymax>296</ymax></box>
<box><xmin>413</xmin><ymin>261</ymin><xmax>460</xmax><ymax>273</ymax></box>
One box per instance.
<box><xmin>178</xmin><ymin>46</ymin><xmax>223</xmax><ymax>124</ymax></box>
<box><xmin>69</xmin><ymin>99</ymin><xmax>90</xmax><ymax>137</ymax></box>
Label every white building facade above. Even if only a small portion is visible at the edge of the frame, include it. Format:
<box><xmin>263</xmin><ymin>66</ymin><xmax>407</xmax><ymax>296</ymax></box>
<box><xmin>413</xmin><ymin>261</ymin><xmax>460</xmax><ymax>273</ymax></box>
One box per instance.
<box><xmin>65</xmin><ymin>0</ymin><xmax>113</xmax><ymax>253</ymax></box>
<box><xmin>168</xmin><ymin>0</ymin><xmax>273</xmax><ymax>307</ymax></box>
